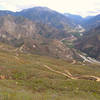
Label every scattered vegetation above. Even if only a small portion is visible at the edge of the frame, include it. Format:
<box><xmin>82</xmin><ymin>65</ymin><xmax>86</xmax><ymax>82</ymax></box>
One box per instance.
<box><xmin>0</xmin><ymin>44</ymin><xmax>99</xmax><ymax>99</ymax></box>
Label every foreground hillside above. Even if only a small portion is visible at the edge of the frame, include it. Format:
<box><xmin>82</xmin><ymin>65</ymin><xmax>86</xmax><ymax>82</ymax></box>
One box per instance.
<box><xmin>0</xmin><ymin>43</ymin><xmax>100</xmax><ymax>100</ymax></box>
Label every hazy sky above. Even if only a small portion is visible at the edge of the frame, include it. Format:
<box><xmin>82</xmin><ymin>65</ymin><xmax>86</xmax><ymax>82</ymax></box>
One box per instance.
<box><xmin>0</xmin><ymin>0</ymin><xmax>100</xmax><ymax>17</ymax></box>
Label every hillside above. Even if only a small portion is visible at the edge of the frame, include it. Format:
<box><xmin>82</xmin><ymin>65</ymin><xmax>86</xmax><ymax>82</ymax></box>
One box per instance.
<box><xmin>75</xmin><ymin>26</ymin><xmax>100</xmax><ymax>60</ymax></box>
<box><xmin>17</xmin><ymin>7</ymin><xmax>78</xmax><ymax>31</ymax></box>
<box><xmin>0</xmin><ymin>43</ymin><xmax>99</xmax><ymax>100</ymax></box>
<box><xmin>0</xmin><ymin>15</ymin><xmax>77</xmax><ymax>60</ymax></box>
<box><xmin>0</xmin><ymin>7</ymin><xmax>75</xmax><ymax>32</ymax></box>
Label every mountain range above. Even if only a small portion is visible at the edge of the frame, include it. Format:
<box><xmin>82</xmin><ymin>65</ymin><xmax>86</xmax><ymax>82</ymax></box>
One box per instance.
<box><xmin>0</xmin><ymin>7</ymin><xmax>100</xmax><ymax>62</ymax></box>
<box><xmin>0</xmin><ymin>6</ymin><xmax>100</xmax><ymax>100</ymax></box>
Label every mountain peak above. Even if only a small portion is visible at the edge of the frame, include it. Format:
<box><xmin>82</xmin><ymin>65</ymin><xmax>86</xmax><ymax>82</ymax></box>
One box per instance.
<box><xmin>21</xmin><ymin>6</ymin><xmax>53</xmax><ymax>13</ymax></box>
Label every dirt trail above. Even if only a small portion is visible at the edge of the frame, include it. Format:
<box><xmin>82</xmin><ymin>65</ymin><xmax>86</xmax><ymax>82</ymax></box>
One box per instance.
<box><xmin>44</xmin><ymin>65</ymin><xmax>100</xmax><ymax>82</ymax></box>
<box><xmin>71</xmin><ymin>60</ymin><xmax>76</xmax><ymax>64</ymax></box>
<box><xmin>44</xmin><ymin>65</ymin><xmax>76</xmax><ymax>79</ymax></box>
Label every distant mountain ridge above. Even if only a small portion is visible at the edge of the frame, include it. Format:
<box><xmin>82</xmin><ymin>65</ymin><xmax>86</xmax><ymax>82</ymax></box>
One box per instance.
<box><xmin>64</xmin><ymin>13</ymin><xmax>83</xmax><ymax>25</ymax></box>
<box><xmin>0</xmin><ymin>7</ymin><xmax>74</xmax><ymax>31</ymax></box>
<box><xmin>0</xmin><ymin>7</ymin><xmax>99</xmax><ymax>31</ymax></box>
<box><xmin>64</xmin><ymin>13</ymin><xmax>100</xmax><ymax>30</ymax></box>
<box><xmin>82</xmin><ymin>14</ymin><xmax>100</xmax><ymax>30</ymax></box>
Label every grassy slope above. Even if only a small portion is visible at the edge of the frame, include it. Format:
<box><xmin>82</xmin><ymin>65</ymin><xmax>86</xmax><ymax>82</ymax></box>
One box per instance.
<box><xmin>0</xmin><ymin>43</ymin><xmax>100</xmax><ymax>99</ymax></box>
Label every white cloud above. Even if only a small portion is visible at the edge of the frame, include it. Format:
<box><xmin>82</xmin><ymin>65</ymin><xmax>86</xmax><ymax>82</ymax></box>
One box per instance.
<box><xmin>0</xmin><ymin>0</ymin><xmax>100</xmax><ymax>17</ymax></box>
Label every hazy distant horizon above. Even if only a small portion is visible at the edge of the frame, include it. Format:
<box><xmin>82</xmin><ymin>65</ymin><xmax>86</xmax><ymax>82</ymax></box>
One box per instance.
<box><xmin>0</xmin><ymin>0</ymin><xmax>100</xmax><ymax>17</ymax></box>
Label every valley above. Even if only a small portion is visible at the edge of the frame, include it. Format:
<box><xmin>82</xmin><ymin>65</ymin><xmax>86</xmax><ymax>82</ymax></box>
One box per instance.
<box><xmin>0</xmin><ymin>6</ymin><xmax>99</xmax><ymax>100</ymax></box>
